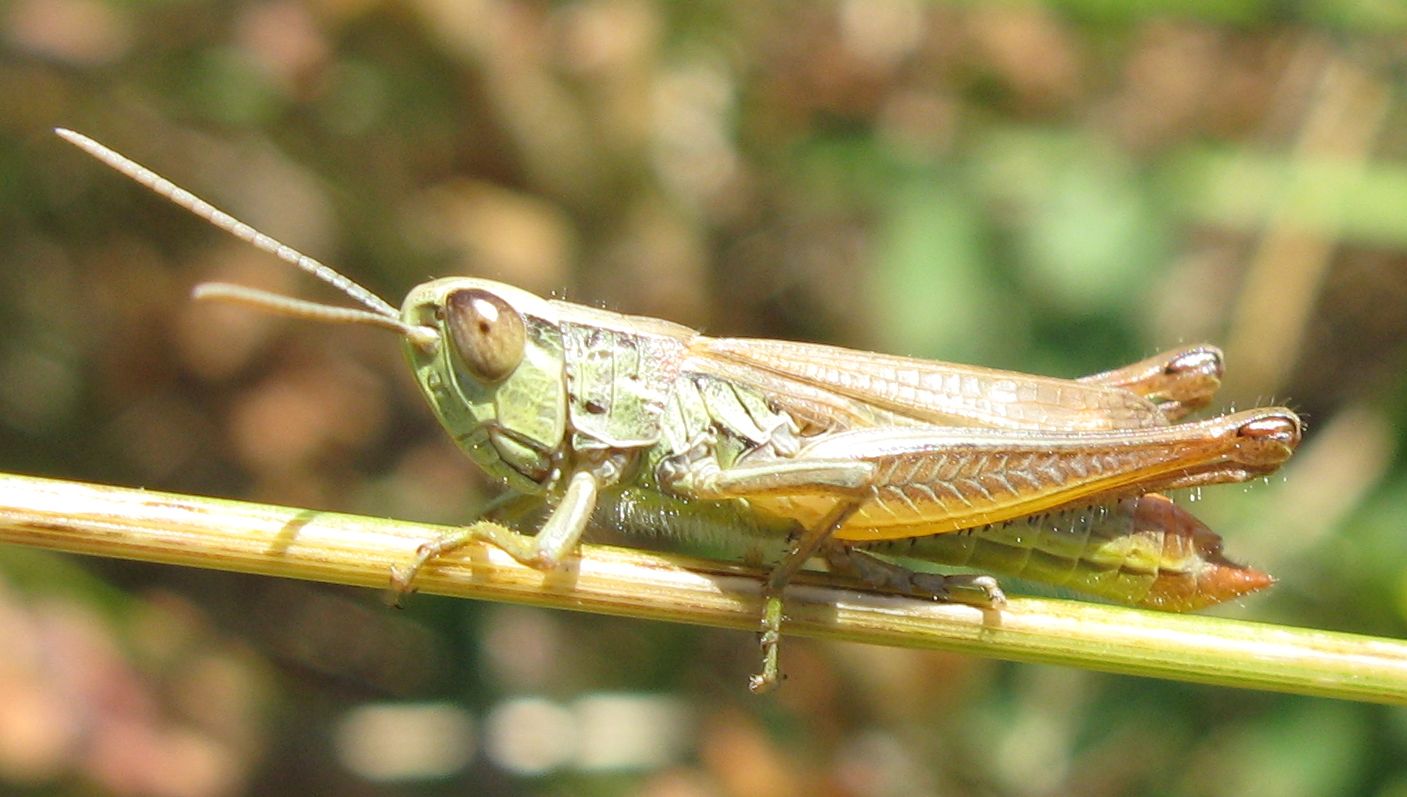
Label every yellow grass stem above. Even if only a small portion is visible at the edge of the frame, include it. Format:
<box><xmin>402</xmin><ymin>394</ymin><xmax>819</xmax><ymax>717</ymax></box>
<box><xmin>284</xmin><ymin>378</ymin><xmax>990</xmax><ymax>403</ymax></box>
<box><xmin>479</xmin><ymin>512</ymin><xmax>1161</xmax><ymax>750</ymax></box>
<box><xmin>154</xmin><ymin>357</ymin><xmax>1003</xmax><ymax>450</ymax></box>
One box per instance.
<box><xmin>0</xmin><ymin>472</ymin><xmax>1403</xmax><ymax>702</ymax></box>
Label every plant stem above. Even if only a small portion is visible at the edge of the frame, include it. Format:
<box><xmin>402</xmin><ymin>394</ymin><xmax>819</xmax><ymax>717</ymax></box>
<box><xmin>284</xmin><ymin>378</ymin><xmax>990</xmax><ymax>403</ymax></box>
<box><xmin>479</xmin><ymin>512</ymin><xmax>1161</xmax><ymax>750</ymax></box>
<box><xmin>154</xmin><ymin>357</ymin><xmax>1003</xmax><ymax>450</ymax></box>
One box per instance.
<box><xmin>0</xmin><ymin>472</ymin><xmax>1403</xmax><ymax>702</ymax></box>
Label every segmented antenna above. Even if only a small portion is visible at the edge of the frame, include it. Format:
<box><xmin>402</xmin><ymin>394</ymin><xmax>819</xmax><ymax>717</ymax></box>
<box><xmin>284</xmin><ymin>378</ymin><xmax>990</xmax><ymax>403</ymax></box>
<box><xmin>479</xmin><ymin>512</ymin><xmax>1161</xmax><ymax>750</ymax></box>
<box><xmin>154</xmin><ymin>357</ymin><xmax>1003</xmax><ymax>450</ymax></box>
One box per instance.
<box><xmin>194</xmin><ymin>283</ymin><xmax>439</xmax><ymax>349</ymax></box>
<box><xmin>55</xmin><ymin>128</ymin><xmax>400</xmax><ymax>320</ymax></box>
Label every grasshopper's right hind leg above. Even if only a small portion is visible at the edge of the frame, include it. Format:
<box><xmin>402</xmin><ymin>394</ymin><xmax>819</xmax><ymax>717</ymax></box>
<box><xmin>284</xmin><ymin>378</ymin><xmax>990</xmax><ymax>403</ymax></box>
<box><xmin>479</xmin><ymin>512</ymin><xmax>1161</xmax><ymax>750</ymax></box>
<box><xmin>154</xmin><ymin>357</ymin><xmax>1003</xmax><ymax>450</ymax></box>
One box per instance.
<box><xmin>1080</xmin><ymin>345</ymin><xmax>1224</xmax><ymax>421</ymax></box>
<box><xmin>750</xmin><ymin>500</ymin><xmax>862</xmax><ymax>694</ymax></box>
<box><xmin>663</xmin><ymin>456</ymin><xmax>876</xmax><ymax>693</ymax></box>
<box><xmin>388</xmin><ymin>470</ymin><xmax>600</xmax><ymax>601</ymax></box>
<box><xmin>825</xmin><ymin>546</ymin><xmax>1007</xmax><ymax>607</ymax></box>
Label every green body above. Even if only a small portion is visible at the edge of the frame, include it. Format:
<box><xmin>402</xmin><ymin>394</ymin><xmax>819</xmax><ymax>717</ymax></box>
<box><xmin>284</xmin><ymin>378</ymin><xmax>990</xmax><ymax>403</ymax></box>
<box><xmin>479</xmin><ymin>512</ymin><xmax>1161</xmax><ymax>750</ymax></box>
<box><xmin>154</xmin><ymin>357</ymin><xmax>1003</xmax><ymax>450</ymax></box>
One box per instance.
<box><xmin>56</xmin><ymin>126</ymin><xmax>1295</xmax><ymax>694</ymax></box>
<box><xmin>402</xmin><ymin>278</ymin><xmax>798</xmax><ymax>504</ymax></box>
<box><xmin>397</xmin><ymin>278</ymin><xmax>1272</xmax><ymax>608</ymax></box>
<box><xmin>400</xmin><ymin>278</ymin><xmax>805</xmax><ymax>562</ymax></box>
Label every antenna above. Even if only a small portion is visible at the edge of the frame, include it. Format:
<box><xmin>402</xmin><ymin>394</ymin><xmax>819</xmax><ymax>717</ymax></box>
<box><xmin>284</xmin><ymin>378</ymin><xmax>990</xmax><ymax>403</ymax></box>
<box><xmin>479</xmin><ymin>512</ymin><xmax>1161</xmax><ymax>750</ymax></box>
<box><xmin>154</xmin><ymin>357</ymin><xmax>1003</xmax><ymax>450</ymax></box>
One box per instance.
<box><xmin>55</xmin><ymin>128</ymin><xmax>401</xmax><ymax>320</ymax></box>
<box><xmin>193</xmin><ymin>283</ymin><xmax>439</xmax><ymax>349</ymax></box>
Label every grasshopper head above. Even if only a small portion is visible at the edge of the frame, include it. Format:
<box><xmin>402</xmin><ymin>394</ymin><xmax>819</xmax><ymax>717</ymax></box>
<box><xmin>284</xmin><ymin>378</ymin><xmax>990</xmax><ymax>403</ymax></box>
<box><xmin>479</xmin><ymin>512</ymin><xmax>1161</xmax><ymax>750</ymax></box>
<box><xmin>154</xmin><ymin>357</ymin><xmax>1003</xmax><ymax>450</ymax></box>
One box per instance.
<box><xmin>399</xmin><ymin>278</ymin><xmax>568</xmax><ymax>492</ymax></box>
<box><xmin>55</xmin><ymin>129</ymin><xmax>566</xmax><ymax>495</ymax></box>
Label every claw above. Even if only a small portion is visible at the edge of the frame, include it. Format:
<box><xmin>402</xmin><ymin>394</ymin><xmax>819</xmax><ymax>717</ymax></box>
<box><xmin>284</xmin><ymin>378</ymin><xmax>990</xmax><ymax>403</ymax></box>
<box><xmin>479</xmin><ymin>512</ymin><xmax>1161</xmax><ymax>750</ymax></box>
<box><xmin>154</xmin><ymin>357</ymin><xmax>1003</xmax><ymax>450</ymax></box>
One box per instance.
<box><xmin>749</xmin><ymin>594</ymin><xmax>786</xmax><ymax>694</ymax></box>
<box><xmin>909</xmin><ymin>572</ymin><xmax>1006</xmax><ymax>608</ymax></box>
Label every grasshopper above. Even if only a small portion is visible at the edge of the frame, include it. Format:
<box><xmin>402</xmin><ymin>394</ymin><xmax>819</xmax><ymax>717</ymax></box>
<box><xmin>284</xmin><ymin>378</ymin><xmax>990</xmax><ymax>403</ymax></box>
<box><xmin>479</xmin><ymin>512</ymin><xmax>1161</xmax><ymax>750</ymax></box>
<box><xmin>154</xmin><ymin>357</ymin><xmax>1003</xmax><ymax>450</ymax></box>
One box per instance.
<box><xmin>57</xmin><ymin>129</ymin><xmax>1302</xmax><ymax>692</ymax></box>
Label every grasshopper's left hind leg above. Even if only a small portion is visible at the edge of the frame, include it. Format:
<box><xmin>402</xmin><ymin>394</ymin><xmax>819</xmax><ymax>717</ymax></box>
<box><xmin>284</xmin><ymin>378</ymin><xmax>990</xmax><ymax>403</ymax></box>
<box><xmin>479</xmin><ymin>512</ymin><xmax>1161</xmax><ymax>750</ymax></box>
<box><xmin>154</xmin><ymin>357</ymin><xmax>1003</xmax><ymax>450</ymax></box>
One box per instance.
<box><xmin>667</xmin><ymin>406</ymin><xmax>1298</xmax><ymax>690</ymax></box>
<box><xmin>389</xmin><ymin>470</ymin><xmax>600</xmax><ymax>599</ymax></box>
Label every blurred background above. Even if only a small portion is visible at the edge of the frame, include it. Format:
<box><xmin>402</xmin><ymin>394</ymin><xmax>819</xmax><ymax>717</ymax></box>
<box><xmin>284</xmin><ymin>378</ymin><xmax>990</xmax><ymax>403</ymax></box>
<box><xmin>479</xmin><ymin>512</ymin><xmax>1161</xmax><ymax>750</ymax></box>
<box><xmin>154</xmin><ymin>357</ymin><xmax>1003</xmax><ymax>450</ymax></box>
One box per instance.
<box><xmin>3</xmin><ymin>0</ymin><xmax>1407</xmax><ymax>794</ymax></box>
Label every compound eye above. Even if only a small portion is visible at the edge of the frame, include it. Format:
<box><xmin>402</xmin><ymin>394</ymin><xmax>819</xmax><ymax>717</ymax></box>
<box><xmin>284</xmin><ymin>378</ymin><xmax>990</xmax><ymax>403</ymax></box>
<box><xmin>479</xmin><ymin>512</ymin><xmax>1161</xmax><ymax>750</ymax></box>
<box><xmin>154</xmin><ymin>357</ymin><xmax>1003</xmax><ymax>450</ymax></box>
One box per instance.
<box><xmin>444</xmin><ymin>288</ymin><xmax>525</xmax><ymax>382</ymax></box>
